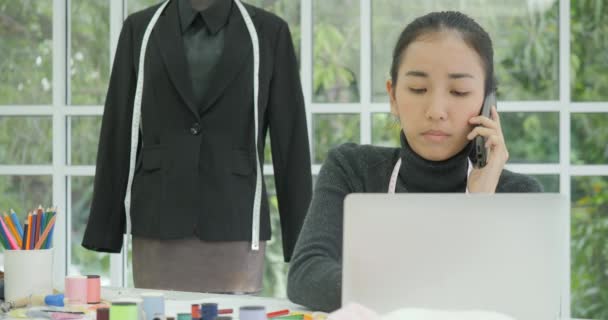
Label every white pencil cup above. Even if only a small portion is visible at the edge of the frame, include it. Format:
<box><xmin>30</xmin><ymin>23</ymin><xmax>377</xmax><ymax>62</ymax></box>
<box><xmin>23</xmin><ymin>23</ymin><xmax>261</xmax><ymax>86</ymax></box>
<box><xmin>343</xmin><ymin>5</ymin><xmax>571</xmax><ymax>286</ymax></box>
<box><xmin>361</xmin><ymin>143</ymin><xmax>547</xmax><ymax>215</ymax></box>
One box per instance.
<box><xmin>3</xmin><ymin>248</ymin><xmax>54</xmax><ymax>301</ymax></box>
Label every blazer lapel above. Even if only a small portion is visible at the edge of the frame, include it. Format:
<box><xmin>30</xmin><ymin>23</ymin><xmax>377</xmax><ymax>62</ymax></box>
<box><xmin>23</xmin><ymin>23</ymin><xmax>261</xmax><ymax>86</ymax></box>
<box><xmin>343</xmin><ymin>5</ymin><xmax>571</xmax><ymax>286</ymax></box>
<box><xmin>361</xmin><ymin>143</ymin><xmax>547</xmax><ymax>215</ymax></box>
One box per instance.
<box><xmin>198</xmin><ymin>3</ymin><xmax>256</xmax><ymax>115</ymax></box>
<box><xmin>153</xmin><ymin>0</ymin><xmax>199</xmax><ymax>119</ymax></box>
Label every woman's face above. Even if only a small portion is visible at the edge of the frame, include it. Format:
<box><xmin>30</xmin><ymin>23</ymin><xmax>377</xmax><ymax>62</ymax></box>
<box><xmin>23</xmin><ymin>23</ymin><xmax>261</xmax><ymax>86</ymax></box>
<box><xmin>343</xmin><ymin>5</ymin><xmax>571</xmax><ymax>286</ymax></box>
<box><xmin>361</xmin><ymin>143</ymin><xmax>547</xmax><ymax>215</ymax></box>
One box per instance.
<box><xmin>387</xmin><ymin>30</ymin><xmax>486</xmax><ymax>161</ymax></box>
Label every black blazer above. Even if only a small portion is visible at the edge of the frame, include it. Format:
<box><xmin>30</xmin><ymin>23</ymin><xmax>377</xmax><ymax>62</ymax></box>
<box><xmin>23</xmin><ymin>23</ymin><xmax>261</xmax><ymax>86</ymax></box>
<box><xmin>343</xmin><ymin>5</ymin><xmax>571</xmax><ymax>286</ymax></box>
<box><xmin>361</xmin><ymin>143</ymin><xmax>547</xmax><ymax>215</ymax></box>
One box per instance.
<box><xmin>82</xmin><ymin>0</ymin><xmax>312</xmax><ymax>262</ymax></box>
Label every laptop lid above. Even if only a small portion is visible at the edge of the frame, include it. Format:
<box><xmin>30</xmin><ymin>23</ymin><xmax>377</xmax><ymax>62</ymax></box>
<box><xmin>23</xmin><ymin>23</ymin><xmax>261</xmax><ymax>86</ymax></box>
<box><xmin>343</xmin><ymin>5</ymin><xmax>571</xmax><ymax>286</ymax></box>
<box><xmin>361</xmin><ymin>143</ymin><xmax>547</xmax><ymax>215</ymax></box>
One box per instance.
<box><xmin>342</xmin><ymin>193</ymin><xmax>569</xmax><ymax>320</ymax></box>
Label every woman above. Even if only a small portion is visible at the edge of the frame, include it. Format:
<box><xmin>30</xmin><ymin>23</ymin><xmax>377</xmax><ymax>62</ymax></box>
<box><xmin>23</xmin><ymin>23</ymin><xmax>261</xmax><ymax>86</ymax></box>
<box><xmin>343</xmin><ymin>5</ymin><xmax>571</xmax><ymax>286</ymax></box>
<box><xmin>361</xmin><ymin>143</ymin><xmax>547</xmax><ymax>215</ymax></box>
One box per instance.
<box><xmin>287</xmin><ymin>11</ymin><xmax>542</xmax><ymax>312</ymax></box>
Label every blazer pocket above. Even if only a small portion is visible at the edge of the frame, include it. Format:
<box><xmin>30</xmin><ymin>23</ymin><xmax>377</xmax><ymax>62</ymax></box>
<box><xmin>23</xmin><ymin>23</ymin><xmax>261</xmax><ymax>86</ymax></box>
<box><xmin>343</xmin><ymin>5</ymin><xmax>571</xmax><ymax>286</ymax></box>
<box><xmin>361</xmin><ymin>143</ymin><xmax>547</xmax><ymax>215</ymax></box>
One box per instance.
<box><xmin>142</xmin><ymin>146</ymin><xmax>164</xmax><ymax>172</ymax></box>
<box><xmin>232</xmin><ymin>150</ymin><xmax>254</xmax><ymax>176</ymax></box>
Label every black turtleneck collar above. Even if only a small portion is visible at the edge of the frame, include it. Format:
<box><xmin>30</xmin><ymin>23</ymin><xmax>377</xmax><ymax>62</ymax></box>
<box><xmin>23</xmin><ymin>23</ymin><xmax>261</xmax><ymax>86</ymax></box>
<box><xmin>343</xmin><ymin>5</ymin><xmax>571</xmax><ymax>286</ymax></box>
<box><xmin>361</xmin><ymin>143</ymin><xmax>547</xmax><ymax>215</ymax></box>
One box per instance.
<box><xmin>398</xmin><ymin>132</ymin><xmax>471</xmax><ymax>192</ymax></box>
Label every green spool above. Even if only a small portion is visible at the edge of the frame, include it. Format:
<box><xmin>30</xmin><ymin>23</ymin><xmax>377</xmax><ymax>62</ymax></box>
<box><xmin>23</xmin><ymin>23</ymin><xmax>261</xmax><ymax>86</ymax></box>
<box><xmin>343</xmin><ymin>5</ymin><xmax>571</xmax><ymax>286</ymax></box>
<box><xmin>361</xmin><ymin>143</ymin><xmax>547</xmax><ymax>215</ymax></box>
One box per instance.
<box><xmin>110</xmin><ymin>302</ymin><xmax>139</xmax><ymax>320</ymax></box>
<box><xmin>177</xmin><ymin>313</ymin><xmax>192</xmax><ymax>320</ymax></box>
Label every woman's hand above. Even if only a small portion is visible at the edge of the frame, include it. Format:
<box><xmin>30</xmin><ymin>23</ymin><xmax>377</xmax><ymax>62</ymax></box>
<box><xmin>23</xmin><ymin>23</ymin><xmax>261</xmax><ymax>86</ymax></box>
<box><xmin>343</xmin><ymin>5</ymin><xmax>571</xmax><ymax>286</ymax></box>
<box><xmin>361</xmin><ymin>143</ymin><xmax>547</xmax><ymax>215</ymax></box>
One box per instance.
<box><xmin>466</xmin><ymin>106</ymin><xmax>509</xmax><ymax>193</ymax></box>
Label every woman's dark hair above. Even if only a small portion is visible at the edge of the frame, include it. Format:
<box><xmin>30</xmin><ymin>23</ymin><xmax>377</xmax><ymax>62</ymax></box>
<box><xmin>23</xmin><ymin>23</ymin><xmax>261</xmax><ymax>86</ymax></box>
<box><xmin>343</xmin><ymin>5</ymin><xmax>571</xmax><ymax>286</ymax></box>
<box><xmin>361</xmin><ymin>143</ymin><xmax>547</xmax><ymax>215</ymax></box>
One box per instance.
<box><xmin>390</xmin><ymin>11</ymin><xmax>497</xmax><ymax>95</ymax></box>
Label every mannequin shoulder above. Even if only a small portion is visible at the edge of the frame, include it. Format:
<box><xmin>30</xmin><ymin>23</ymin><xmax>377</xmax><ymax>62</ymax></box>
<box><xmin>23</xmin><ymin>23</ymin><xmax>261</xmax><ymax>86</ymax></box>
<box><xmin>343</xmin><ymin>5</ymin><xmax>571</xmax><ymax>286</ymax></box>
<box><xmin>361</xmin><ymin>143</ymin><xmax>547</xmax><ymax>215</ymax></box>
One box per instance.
<box><xmin>125</xmin><ymin>2</ymin><xmax>164</xmax><ymax>26</ymax></box>
<box><xmin>115</xmin><ymin>4</ymin><xmax>164</xmax><ymax>41</ymax></box>
<box><xmin>242</xmin><ymin>2</ymin><xmax>291</xmax><ymax>33</ymax></box>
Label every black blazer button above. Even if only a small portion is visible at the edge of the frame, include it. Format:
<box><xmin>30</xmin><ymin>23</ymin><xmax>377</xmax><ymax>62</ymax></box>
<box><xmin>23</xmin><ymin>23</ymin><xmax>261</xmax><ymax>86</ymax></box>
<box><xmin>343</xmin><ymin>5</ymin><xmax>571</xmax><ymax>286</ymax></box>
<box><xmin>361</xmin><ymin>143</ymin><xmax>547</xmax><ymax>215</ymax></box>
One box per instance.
<box><xmin>190</xmin><ymin>123</ymin><xmax>201</xmax><ymax>135</ymax></box>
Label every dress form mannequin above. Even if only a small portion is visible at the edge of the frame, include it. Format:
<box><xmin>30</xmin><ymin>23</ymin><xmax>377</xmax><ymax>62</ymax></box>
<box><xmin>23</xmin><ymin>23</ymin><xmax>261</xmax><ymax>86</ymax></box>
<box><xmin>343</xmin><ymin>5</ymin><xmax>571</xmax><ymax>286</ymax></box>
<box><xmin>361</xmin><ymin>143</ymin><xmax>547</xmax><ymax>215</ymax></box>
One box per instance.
<box><xmin>132</xmin><ymin>0</ymin><xmax>267</xmax><ymax>294</ymax></box>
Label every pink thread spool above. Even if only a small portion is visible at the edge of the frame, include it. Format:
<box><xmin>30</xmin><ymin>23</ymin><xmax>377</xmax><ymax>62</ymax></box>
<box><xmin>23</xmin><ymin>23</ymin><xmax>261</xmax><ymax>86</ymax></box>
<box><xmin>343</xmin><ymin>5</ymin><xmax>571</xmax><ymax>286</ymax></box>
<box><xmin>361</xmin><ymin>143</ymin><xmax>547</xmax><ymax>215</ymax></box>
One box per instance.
<box><xmin>87</xmin><ymin>275</ymin><xmax>101</xmax><ymax>304</ymax></box>
<box><xmin>65</xmin><ymin>275</ymin><xmax>88</xmax><ymax>304</ymax></box>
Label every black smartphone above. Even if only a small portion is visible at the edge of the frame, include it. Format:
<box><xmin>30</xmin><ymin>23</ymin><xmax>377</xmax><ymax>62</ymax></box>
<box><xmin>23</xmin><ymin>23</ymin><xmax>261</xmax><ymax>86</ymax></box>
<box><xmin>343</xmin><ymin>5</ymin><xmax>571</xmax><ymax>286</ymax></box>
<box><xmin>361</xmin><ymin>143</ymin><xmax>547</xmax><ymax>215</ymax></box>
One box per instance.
<box><xmin>471</xmin><ymin>92</ymin><xmax>496</xmax><ymax>168</ymax></box>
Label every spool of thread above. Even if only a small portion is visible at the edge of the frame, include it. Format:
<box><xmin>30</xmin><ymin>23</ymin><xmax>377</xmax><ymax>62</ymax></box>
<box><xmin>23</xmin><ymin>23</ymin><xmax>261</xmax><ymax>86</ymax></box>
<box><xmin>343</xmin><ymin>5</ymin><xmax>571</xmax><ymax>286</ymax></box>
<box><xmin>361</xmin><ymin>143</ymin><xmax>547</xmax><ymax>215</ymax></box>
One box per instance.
<box><xmin>111</xmin><ymin>302</ymin><xmax>139</xmax><ymax>320</ymax></box>
<box><xmin>86</xmin><ymin>275</ymin><xmax>101</xmax><ymax>304</ymax></box>
<box><xmin>201</xmin><ymin>303</ymin><xmax>218</xmax><ymax>320</ymax></box>
<box><xmin>65</xmin><ymin>275</ymin><xmax>88</xmax><ymax>305</ymax></box>
<box><xmin>191</xmin><ymin>304</ymin><xmax>201</xmax><ymax>319</ymax></box>
<box><xmin>97</xmin><ymin>307</ymin><xmax>110</xmax><ymax>320</ymax></box>
<box><xmin>141</xmin><ymin>292</ymin><xmax>165</xmax><ymax>320</ymax></box>
<box><xmin>177</xmin><ymin>313</ymin><xmax>192</xmax><ymax>320</ymax></box>
<box><xmin>44</xmin><ymin>294</ymin><xmax>65</xmax><ymax>307</ymax></box>
<box><xmin>239</xmin><ymin>306</ymin><xmax>266</xmax><ymax>320</ymax></box>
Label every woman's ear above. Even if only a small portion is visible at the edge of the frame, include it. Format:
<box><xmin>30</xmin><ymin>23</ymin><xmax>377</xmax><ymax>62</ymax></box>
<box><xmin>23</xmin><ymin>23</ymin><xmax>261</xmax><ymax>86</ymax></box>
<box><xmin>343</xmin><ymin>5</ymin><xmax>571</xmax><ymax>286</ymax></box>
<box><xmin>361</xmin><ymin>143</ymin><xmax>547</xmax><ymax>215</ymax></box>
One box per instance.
<box><xmin>386</xmin><ymin>79</ymin><xmax>399</xmax><ymax>118</ymax></box>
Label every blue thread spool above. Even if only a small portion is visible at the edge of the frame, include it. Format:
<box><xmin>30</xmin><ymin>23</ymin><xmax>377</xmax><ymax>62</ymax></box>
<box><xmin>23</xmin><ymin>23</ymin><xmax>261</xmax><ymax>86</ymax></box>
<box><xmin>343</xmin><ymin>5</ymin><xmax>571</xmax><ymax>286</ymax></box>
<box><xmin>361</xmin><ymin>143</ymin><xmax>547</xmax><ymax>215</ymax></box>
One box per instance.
<box><xmin>201</xmin><ymin>303</ymin><xmax>218</xmax><ymax>320</ymax></box>
<box><xmin>141</xmin><ymin>292</ymin><xmax>165</xmax><ymax>320</ymax></box>
<box><xmin>239</xmin><ymin>306</ymin><xmax>266</xmax><ymax>320</ymax></box>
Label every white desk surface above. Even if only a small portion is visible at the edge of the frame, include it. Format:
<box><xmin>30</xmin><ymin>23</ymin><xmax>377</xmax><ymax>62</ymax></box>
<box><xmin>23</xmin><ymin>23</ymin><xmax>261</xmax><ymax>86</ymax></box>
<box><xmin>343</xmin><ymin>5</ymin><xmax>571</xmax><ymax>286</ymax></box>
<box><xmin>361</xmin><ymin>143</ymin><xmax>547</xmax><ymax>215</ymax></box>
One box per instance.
<box><xmin>102</xmin><ymin>286</ymin><xmax>311</xmax><ymax>318</ymax></box>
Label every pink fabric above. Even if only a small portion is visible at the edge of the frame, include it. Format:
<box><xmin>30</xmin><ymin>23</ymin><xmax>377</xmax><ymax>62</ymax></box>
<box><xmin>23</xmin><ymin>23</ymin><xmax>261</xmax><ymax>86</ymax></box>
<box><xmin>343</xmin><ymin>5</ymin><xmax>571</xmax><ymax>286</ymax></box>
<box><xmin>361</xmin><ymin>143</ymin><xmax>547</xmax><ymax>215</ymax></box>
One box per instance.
<box><xmin>328</xmin><ymin>303</ymin><xmax>380</xmax><ymax>320</ymax></box>
<box><xmin>50</xmin><ymin>312</ymin><xmax>86</xmax><ymax>320</ymax></box>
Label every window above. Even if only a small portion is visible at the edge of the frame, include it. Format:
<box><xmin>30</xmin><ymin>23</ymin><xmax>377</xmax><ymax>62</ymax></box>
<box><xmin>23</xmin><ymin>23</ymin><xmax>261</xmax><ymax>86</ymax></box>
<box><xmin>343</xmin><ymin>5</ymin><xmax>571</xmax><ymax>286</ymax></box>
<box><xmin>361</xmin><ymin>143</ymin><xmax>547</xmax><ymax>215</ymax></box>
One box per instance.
<box><xmin>1</xmin><ymin>1</ymin><xmax>607</xmax><ymax>317</ymax></box>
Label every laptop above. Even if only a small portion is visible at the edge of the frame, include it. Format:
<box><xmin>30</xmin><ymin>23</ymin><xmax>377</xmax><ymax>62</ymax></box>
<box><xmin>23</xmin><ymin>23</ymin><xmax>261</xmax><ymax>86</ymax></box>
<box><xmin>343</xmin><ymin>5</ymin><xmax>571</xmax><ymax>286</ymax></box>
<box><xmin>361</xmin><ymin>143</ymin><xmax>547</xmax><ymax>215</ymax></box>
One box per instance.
<box><xmin>342</xmin><ymin>194</ymin><xmax>569</xmax><ymax>320</ymax></box>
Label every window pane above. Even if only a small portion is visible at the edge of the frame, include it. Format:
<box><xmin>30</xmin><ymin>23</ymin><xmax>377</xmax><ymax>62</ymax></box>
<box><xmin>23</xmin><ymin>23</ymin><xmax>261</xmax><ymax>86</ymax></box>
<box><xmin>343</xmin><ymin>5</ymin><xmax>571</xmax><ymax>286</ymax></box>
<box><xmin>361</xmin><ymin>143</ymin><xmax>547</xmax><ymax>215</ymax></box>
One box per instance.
<box><xmin>0</xmin><ymin>0</ymin><xmax>53</xmax><ymax>105</ymax></box>
<box><xmin>261</xmin><ymin>175</ymin><xmax>287</xmax><ymax>297</ymax></box>
<box><xmin>128</xmin><ymin>0</ymin><xmax>161</xmax><ymax>14</ymax></box>
<box><xmin>571</xmin><ymin>113</ymin><xmax>608</xmax><ymax>165</ymax></box>
<box><xmin>0</xmin><ymin>117</ymin><xmax>52</xmax><ymax>165</ymax></box>
<box><xmin>313</xmin><ymin>0</ymin><xmax>360</xmax><ymax>103</ymax></box>
<box><xmin>247</xmin><ymin>0</ymin><xmax>301</xmax><ymax>62</ymax></box>
<box><xmin>70</xmin><ymin>0</ymin><xmax>110</xmax><ymax>105</ymax></box>
<box><xmin>371</xmin><ymin>113</ymin><xmax>400</xmax><ymax>148</ymax></box>
<box><xmin>571</xmin><ymin>0</ymin><xmax>608</xmax><ymax>101</ymax></box>
<box><xmin>530</xmin><ymin>174</ymin><xmax>559</xmax><ymax>193</ymax></box>
<box><xmin>0</xmin><ymin>175</ymin><xmax>52</xmax><ymax>221</ymax></box>
<box><xmin>502</xmin><ymin>112</ymin><xmax>559</xmax><ymax>164</ymax></box>
<box><xmin>313</xmin><ymin>114</ymin><xmax>360</xmax><ymax>164</ymax></box>
<box><xmin>260</xmin><ymin>173</ymin><xmax>317</xmax><ymax>297</ymax></box>
<box><xmin>571</xmin><ymin>176</ymin><xmax>608</xmax><ymax>319</ymax></box>
<box><xmin>69</xmin><ymin>116</ymin><xmax>102</xmax><ymax>165</ymax></box>
<box><xmin>264</xmin><ymin>0</ymin><xmax>306</xmax><ymax>170</ymax></box>
<box><xmin>372</xmin><ymin>0</ymin><xmax>559</xmax><ymax>102</ymax></box>
<box><xmin>264</xmin><ymin>136</ymin><xmax>272</xmax><ymax>165</ymax></box>
<box><xmin>70</xmin><ymin>176</ymin><xmax>110</xmax><ymax>284</ymax></box>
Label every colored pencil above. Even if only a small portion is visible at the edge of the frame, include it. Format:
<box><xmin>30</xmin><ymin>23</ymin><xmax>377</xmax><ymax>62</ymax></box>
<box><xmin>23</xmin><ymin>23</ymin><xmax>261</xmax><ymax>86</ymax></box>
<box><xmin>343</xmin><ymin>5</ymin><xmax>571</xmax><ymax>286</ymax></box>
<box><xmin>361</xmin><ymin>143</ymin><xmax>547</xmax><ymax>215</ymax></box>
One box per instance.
<box><xmin>21</xmin><ymin>222</ymin><xmax>29</xmax><ymax>250</ymax></box>
<box><xmin>4</xmin><ymin>213</ymin><xmax>21</xmax><ymax>248</ymax></box>
<box><xmin>9</xmin><ymin>210</ymin><xmax>24</xmax><ymax>239</ymax></box>
<box><xmin>40</xmin><ymin>212</ymin><xmax>47</xmax><ymax>241</ymax></box>
<box><xmin>35</xmin><ymin>215</ymin><xmax>56</xmax><ymax>249</ymax></box>
<box><xmin>0</xmin><ymin>216</ymin><xmax>19</xmax><ymax>250</ymax></box>
<box><xmin>267</xmin><ymin>309</ymin><xmax>290</xmax><ymax>318</ymax></box>
<box><xmin>27</xmin><ymin>213</ymin><xmax>34</xmax><ymax>250</ymax></box>
<box><xmin>0</xmin><ymin>220</ymin><xmax>10</xmax><ymax>249</ymax></box>
<box><xmin>34</xmin><ymin>211</ymin><xmax>43</xmax><ymax>245</ymax></box>
<box><xmin>44</xmin><ymin>211</ymin><xmax>55</xmax><ymax>249</ymax></box>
